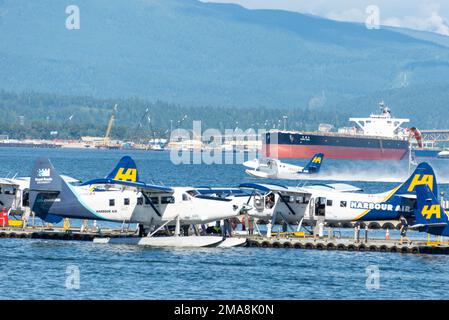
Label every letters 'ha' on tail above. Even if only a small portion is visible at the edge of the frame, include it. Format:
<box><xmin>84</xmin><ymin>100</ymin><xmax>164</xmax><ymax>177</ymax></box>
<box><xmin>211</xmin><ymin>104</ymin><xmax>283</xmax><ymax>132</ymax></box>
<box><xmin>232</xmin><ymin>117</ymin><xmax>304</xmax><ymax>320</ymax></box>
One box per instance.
<box><xmin>106</xmin><ymin>156</ymin><xmax>140</xmax><ymax>182</ymax></box>
<box><xmin>413</xmin><ymin>184</ymin><xmax>449</xmax><ymax>236</ymax></box>
<box><xmin>301</xmin><ymin>153</ymin><xmax>324</xmax><ymax>174</ymax></box>
<box><xmin>394</xmin><ymin>162</ymin><xmax>438</xmax><ymax>197</ymax></box>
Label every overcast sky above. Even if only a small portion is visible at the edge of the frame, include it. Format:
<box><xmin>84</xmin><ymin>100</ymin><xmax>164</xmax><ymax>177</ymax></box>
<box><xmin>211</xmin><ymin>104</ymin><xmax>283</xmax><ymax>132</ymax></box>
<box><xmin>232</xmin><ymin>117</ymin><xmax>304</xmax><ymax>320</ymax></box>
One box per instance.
<box><xmin>202</xmin><ymin>0</ymin><xmax>449</xmax><ymax>36</ymax></box>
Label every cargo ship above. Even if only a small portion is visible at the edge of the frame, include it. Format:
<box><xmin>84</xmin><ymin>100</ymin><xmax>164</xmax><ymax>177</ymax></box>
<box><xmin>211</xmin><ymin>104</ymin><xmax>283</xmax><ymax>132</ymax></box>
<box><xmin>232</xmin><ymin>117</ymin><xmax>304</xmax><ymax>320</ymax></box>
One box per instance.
<box><xmin>263</xmin><ymin>103</ymin><xmax>412</xmax><ymax>160</ymax></box>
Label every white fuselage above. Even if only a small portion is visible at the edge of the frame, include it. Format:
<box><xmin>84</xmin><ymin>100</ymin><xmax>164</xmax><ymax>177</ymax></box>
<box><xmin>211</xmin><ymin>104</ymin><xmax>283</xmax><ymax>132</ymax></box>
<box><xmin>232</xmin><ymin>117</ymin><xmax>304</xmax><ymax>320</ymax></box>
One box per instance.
<box><xmin>70</xmin><ymin>185</ymin><xmax>244</xmax><ymax>226</ymax></box>
<box><xmin>243</xmin><ymin>158</ymin><xmax>304</xmax><ymax>179</ymax></box>
<box><xmin>244</xmin><ymin>186</ymin><xmax>409</xmax><ymax>224</ymax></box>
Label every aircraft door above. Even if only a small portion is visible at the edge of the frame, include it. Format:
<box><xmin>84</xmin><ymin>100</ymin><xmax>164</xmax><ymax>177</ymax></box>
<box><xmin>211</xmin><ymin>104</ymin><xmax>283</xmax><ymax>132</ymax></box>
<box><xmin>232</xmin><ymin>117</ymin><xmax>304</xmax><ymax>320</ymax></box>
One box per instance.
<box><xmin>308</xmin><ymin>197</ymin><xmax>314</xmax><ymax>220</ymax></box>
<box><xmin>314</xmin><ymin>197</ymin><xmax>326</xmax><ymax>218</ymax></box>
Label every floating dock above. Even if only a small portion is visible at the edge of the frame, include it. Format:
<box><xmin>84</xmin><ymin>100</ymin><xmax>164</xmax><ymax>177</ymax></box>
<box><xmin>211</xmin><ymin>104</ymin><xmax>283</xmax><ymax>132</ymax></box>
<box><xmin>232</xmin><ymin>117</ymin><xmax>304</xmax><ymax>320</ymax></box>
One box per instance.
<box><xmin>244</xmin><ymin>235</ymin><xmax>449</xmax><ymax>254</ymax></box>
<box><xmin>0</xmin><ymin>226</ymin><xmax>135</xmax><ymax>241</ymax></box>
<box><xmin>1</xmin><ymin>226</ymin><xmax>449</xmax><ymax>254</ymax></box>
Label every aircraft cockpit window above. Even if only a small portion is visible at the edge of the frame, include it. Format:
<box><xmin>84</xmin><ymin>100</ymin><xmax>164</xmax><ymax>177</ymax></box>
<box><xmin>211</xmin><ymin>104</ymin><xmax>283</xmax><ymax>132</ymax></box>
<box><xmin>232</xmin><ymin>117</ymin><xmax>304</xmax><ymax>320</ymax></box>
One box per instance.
<box><xmin>161</xmin><ymin>196</ymin><xmax>175</xmax><ymax>204</ymax></box>
<box><xmin>187</xmin><ymin>190</ymin><xmax>199</xmax><ymax>197</ymax></box>
<box><xmin>183</xmin><ymin>194</ymin><xmax>191</xmax><ymax>201</ymax></box>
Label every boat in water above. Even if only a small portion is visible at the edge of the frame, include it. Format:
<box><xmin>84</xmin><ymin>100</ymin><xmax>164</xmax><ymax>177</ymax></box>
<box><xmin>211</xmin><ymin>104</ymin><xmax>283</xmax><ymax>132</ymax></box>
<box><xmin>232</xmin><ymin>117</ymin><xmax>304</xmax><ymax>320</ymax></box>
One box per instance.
<box><xmin>438</xmin><ymin>150</ymin><xmax>449</xmax><ymax>159</ymax></box>
<box><xmin>263</xmin><ymin>102</ymin><xmax>413</xmax><ymax>160</ymax></box>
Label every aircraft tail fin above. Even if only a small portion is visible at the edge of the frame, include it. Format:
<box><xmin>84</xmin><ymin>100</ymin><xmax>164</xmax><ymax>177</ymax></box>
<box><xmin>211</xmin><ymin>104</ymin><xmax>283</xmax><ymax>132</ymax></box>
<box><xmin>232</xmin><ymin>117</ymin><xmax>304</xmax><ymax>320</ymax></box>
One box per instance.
<box><xmin>106</xmin><ymin>156</ymin><xmax>140</xmax><ymax>182</ymax></box>
<box><xmin>413</xmin><ymin>185</ymin><xmax>448</xmax><ymax>233</ymax></box>
<box><xmin>302</xmin><ymin>153</ymin><xmax>324</xmax><ymax>174</ymax></box>
<box><xmin>394</xmin><ymin>162</ymin><xmax>438</xmax><ymax>197</ymax></box>
<box><xmin>29</xmin><ymin>157</ymin><xmax>63</xmax><ymax>223</ymax></box>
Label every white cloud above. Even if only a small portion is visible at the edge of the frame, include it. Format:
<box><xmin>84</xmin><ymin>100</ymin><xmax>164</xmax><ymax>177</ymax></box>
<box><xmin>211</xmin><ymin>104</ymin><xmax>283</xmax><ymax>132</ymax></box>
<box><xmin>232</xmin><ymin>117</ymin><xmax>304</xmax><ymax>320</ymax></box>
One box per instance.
<box><xmin>326</xmin><ymin>8</ymin><xmax>366</xmax><ymax>23</ymax></box>
<box><xmin>382</xmin><ymin>11</ymin><xmax>449</xmax><ymax>36</ymax></box>
<box><xmin>202</xmin><ymin>0</ymin><xmax>449</xmax><ymax>36</ymax></box>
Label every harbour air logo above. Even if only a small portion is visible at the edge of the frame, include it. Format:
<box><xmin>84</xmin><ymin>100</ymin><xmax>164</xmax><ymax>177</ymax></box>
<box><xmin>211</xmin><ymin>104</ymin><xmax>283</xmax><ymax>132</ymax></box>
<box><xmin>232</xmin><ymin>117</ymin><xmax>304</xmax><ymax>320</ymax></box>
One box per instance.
<box><xmin>37</xmin><ymin>168</ymin><xmax>51</xmax><ymax>177</ymax></box>
<box><xmin>350</xmin><ymin>201</ymin><xmax>412</xmax><ymax>213</ymax></box>
<box><xmin>421</xmin><ymin>204</ymin><xmax>441</xmax><ymax>220</ymax></box>
<box><xmin>312</xmin><ymin>156</ymin><xmax>322</xmax><ymax>164</ymax></box>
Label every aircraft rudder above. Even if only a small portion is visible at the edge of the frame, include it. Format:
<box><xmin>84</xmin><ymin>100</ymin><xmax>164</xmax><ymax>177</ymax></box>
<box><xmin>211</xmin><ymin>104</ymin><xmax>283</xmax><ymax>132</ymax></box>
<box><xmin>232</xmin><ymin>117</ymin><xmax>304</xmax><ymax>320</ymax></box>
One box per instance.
<box><xmin>303</xmin><ymin>153</ymin><xmax>324</xmax><ymax>173</ymax></box>
<box><xmin>106</xmin><ymin>156</ymin><xmax>140</xmax><ymax>182</ymax></box>
<box><xmin>415</xmin><ymin>184</ymin><xmax>447</xmax><ymax>225</ymax></box>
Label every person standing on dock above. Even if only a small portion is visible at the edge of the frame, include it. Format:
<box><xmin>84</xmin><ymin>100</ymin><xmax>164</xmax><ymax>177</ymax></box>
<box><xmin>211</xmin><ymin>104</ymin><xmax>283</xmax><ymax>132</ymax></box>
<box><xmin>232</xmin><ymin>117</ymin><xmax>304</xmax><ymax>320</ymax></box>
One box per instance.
<box><xmin>399</xmin><ymin>216</ymin><xmax>411</xmax><ymax>245</ymax></box>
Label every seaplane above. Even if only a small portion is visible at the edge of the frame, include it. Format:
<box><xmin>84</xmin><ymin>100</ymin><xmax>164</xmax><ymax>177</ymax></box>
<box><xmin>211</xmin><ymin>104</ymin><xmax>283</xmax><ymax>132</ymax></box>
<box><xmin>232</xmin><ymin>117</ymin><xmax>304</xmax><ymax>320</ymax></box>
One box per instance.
<box><xmin>243</xmin><ymin>153</ymin><xmax>324</xmax><ymax>179</ymax></box>
<box><xmin>238</xmin><ymin>162</ymin><xmax>437</xmax><ymax>237</ymax></box>
<box><xmin>29</xmin><ymin>156</ymin><xmax>250</xmax><ymax>248</ymax></box>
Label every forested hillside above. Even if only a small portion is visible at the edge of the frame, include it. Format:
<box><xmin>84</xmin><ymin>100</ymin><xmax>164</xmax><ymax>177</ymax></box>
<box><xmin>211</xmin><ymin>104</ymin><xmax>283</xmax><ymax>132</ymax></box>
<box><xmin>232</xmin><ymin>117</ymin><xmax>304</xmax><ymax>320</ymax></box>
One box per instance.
<box><xmin>1</xmin><ymin>0</ymin><xmax>449</xmax><ymax>112</ymax></box>
<box><xmin>0</xmin><ymin>91</ymin><xmax>349</xmax><ymax>139</ymax></box>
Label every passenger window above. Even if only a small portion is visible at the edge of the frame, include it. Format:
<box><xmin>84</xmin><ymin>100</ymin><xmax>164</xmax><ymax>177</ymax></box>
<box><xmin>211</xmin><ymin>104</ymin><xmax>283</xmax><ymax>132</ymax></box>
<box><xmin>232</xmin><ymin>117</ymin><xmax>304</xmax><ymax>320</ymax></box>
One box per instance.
<box><xmin>109</xmin><ymin>199</ymin><xmax>115</xmax><ymax>206</ymax></box>
<box><xmin>327</xmin><ymin>200</ymin><xmax>333</xmax><ymax>207</ymax></box>
<box><xmin>137</xmin><ymin>197</ymin><xmax>143</xmax><ymax>205</ymax></box>
<box><xmin>161</xmin><ymin>196</ymin><xmax>175</xmax><ymax>204</ymax></box>
<box><xmin>340</xmin><ymin>201</ymin><xmax>347</xmax><ymax>208</ymax></box>
<box><xmin>150</xmin><ymin>197</ymin><xmax>159</xmax><ymax>204</ymax></box>
<box><xmin>124</xmin><ymin>198</ymin><xmax>130</xmax><ymax>205</ymax></box>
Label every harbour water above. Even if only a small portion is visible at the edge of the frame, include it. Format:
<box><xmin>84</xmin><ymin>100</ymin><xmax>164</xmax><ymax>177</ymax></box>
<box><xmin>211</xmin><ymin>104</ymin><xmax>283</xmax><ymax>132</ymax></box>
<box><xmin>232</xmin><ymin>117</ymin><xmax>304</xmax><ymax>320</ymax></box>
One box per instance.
<box><xmin>1</xmin><ymin>147</ymin><xmax>449</xmax><ymax>300</ymax></box>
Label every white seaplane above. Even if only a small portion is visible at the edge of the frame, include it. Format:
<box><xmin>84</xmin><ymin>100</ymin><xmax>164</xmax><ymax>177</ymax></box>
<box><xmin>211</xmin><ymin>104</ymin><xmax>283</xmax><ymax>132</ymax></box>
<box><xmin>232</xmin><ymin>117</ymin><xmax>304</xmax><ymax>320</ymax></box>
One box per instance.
<box><xmin>243</xmin><ymin>153</ymin><xmax>324</xmax><ymax>179</ymax></box>
<box><xmin>237</xmin><ymin>163</ymin><xmax>436</xmax><ymax>237</ymax></box>
<box><xmin>29</xmin><ymin>157</ymin><xmax>250</xmax><ymax>248</ymax></box>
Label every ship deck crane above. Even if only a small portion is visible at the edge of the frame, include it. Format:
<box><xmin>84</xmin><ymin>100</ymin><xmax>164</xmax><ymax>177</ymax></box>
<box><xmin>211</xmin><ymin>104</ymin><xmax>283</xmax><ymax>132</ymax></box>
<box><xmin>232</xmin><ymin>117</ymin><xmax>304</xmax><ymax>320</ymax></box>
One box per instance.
<box><xmin>103</xmin><ymin>104</ymin><xmax>118</xmax><ymax>146</ymax></box>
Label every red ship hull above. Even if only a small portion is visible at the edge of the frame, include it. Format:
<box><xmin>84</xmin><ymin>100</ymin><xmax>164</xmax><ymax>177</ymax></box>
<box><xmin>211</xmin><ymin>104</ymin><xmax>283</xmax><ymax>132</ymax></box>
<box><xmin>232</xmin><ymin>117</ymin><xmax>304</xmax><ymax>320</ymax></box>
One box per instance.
<box><xmin>263</xmin><ymin>144</ymin><xmax>408</xmax><ymax>160</ymax></box>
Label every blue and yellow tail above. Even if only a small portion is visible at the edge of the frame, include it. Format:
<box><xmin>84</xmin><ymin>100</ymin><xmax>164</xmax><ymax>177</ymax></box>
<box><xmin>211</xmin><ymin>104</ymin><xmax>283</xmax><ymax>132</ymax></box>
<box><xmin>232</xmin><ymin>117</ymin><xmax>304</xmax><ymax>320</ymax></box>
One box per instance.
<box><xmin>106</xmin><ymin>156</ymin><xmax>140</xmax><ymax>182</ymax></box>
<box><xmin>302</xmin><ymin>153</ymin><xmax>324</xmax><ymax>174</ymax></box>
<box><xmin>413</xmin><ymin>184</ymin><xmax>448</xmax><ymax>236</ymax></box>
<box><xmin>394</xmin><ymin>162</ymin><xmax>438</xmax><ymax>197</ymax></box>
<box><xmin>354</xmin><ymin>163</ymin><xmax>438</xmax><ymax>221</ymax></box>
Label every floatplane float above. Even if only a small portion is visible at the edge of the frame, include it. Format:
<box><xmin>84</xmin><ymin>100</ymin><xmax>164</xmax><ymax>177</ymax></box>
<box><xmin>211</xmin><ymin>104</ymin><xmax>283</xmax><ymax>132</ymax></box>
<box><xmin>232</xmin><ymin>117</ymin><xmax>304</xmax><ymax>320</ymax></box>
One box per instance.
<box><xmin>236</xmin><ymin>163</ymin><xmax>437</xmax><ymax>237</ymax></box>
<box><xmin>29</xmin><ymin>157</ymin><xmax>250</xmax><ymax>248</ymax></box>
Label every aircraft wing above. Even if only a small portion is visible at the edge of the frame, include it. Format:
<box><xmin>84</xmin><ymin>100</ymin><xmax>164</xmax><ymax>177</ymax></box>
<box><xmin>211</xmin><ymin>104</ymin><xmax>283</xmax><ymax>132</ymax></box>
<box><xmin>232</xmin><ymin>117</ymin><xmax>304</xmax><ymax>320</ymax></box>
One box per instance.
<box><xmin>238</xmin><ymin>183</ymin><xmax>310</xmax><ymax>196</ymax></box>
<box><xmin>80</xmin><ymin>178</ymin><xmax>174</xmax><ymax>193</ymax></box>
<box><xmin>326</xmin><ymin>183</ymin><xmax>363</xmax><ymax>192</ymax></box>
<box><xmin>195</xmin><ymin>187</ymin><xmax>248</xmax><ymax>196</ymax></box>
<box><xmin>304</xmin><ymin>183</ymin><xmax>363</xmax><ymax>193</ymax></box>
